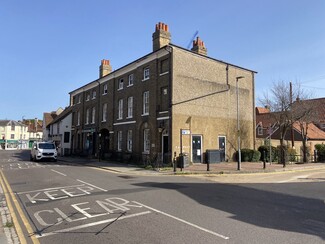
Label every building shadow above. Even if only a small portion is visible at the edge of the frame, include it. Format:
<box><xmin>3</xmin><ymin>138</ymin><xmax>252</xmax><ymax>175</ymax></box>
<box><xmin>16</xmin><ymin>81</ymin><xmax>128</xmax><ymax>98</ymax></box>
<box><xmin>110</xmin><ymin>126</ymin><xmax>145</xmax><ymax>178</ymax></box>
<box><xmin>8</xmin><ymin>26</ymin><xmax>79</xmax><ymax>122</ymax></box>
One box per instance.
<box><xmin>133</xmin><ymin>181</ymin><xmax>325</xmax><ymax>240</ymax></box>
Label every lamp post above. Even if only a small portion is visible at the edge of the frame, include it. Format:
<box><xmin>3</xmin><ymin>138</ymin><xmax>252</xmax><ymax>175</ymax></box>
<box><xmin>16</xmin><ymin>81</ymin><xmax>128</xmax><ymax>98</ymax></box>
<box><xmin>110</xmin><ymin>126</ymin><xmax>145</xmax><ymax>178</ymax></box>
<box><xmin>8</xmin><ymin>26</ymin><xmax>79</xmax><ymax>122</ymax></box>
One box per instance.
<box><xmin>236</xmin><ymin>76</ymin><xmax>244</xmax><ymax>170</ymax></box>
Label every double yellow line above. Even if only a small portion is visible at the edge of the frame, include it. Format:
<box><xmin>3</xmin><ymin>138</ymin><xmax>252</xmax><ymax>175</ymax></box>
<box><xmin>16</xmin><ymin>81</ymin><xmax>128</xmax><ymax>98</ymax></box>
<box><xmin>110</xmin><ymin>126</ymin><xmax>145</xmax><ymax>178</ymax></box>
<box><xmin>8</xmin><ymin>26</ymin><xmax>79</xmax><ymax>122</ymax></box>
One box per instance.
<box><xmin>0</xmin><ymin>170</ymin><xmax>40</xmax><ymax>244</ymax></box>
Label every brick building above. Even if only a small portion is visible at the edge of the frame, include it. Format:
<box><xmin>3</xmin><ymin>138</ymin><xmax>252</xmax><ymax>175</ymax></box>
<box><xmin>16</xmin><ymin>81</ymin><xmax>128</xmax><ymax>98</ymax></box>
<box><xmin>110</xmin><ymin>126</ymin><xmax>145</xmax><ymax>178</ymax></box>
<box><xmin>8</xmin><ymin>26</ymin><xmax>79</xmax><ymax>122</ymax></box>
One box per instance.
<box><xmin>69</xmin><ymin>22</ymin><xmax>257</xmax><ymax>164</ymax></box>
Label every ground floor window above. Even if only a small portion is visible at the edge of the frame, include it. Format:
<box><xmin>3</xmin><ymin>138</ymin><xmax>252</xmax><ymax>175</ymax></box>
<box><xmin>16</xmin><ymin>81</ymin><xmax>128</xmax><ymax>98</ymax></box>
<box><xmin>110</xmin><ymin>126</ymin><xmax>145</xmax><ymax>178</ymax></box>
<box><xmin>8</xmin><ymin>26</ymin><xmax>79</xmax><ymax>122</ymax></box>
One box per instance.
<box><xmin>117</xmin><ymin>131</ymin><xmax>122</xmax><ymax>151</ymax></box>
<box><xmin>144</xmin><ymin>129</ymin><xmax>150</xmax><ymax>153</ymax></box>
<box><xmin>127</xmin><ymin>130</ymin><xmax>132</xmax><ymax>152</ymax></box>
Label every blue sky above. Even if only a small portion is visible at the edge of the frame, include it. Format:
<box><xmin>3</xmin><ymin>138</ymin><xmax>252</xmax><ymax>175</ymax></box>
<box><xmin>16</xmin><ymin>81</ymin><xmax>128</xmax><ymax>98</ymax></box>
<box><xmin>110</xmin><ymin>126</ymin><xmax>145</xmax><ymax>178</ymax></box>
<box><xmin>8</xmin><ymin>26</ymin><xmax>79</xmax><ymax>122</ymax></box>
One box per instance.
<box><xmin>1</xmin><ymin>0</ymin><xmax>324</xmax><ymax>121</ymax></box>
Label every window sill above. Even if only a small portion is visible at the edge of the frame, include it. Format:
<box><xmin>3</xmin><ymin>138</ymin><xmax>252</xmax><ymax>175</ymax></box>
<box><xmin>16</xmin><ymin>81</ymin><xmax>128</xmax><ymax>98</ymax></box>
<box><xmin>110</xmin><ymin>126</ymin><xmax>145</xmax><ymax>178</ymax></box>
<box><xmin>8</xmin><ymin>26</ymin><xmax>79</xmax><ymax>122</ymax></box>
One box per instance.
<box><xmin>141</xmin><ymin>113</ymin><xmax>149</xmax><ymax>117</ymax></box>
<box><xmin>159</xmin><ymin>71</ymin><xmax>169</xmax><ymax>76</ymax></box>
<box><xmin>142</xmin><ymin>78</ymin><xmax>149</xmax><ymax>82</ymax></box>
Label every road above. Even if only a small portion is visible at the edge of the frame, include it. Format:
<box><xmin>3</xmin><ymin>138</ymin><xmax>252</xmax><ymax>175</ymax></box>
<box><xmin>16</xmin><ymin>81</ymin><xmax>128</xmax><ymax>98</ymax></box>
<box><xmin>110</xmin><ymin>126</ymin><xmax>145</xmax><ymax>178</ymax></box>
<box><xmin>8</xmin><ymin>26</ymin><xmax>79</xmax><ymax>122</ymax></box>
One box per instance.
<box><xmin>0</xmin><ymin>150</ymin><xmax>325</xmax><ymax>244</ymax></box>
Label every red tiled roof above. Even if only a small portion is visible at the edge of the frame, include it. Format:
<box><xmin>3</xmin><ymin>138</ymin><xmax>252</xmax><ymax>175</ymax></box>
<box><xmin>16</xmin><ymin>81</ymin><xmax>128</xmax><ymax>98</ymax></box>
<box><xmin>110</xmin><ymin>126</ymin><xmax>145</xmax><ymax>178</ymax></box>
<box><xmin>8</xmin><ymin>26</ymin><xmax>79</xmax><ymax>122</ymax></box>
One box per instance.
<box><xmin>293</xmin><ymin>122</ymin><xmax>325</xmax><ymax>140</ymax></box>
<box><xmin>256</xmin><ymin>107</ymin><xmax>270</xmax><ymax>115</ymax></box>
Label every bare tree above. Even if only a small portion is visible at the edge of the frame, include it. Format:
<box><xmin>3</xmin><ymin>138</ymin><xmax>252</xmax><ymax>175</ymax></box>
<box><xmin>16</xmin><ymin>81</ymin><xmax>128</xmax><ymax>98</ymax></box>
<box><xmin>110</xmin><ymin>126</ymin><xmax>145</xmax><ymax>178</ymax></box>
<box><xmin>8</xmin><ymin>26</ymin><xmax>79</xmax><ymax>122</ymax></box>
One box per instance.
<box><xmin>259</xmin><ymin>81</ymin><xmax>309</xmax><ymax>167</ymax></box>
<box><xmin>293</xmin><ymin>98</ymin><xmax>319</xmax><ymax>163</ymax></box>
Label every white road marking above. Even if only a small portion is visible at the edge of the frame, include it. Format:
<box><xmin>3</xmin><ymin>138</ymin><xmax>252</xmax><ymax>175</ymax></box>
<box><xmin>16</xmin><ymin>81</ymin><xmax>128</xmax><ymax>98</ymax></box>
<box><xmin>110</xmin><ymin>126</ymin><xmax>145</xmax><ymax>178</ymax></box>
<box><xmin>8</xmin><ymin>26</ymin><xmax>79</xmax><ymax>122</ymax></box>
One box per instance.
<box><xmin>77</xmin><ymin>179</ymin><xmax>107</xmax><ymax>192</ymax></box>
<box><xmin>133</xmin><ymin>201</ymin><xmax>230</xmax><ymax>240</ymax></box>
<box><xmin>17</xmin><ymin>184</ymin><xmax>85</xmax><ymax>194</ymax></box>
<box><xmin>51</xmin><ymin>169</ymin><xmax>67</xmax><ymax>176</ymax></box>
<box><xmin>278</xmin><ymin>174</ymin><xmax>310</xmax><ymax>183</ymax></box>
<box><xmin>36</xmin><ymin>211</ymin><xmax>151</xmax><ymax>238</ymax></box>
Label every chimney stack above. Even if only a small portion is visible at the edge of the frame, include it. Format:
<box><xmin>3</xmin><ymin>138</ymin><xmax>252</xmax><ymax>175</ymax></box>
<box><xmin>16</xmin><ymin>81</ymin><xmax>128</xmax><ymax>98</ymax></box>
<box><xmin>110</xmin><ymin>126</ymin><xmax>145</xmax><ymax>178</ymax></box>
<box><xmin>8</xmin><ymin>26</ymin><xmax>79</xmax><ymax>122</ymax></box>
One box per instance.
<box><xmin>152</xmin><ymin>22</ymin><xmax>171</xmax><ymax>51</ymax></box>
<box><xmin>99</xmin><ymin>59</ymin><xmax>112</xmax><ymax>78</ymax></box>
<box><xmin>191</xmin><ymin>36</ymin><xmax>207</xmax><ymax>56</ymax></box>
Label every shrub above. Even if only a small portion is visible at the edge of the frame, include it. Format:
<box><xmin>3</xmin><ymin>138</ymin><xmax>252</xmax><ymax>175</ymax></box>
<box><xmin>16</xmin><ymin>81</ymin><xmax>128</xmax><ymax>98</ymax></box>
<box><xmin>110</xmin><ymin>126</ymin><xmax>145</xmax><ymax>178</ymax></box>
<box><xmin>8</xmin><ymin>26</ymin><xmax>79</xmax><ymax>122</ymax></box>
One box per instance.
<box><xmin>315</xmin><ymin>144</ymin><xmax>325</xmax><ymax>162</ymax></box>
<box><xmin>258</xmin><ymin>145</ymin><xmax>278</xmax><ymax>162</ymax></box>
<box><xmin>287</xmin><ymin>147</ymin><xmax>297</xmax><ymax>162</ymax></box>
<box><xmin>239</xmin><ymin>149</ymin><xmax>261</xmax><ymax>162</ymax></box>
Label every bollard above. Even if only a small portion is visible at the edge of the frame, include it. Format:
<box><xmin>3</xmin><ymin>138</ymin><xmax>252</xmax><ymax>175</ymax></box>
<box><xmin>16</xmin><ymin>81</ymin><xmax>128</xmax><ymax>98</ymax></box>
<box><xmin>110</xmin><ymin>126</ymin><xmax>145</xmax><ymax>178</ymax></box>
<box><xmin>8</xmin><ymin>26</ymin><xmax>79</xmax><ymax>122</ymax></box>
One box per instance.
<box><xmin>263</xmin><ymin>150</ymin><xmax>266</xmax><ymax>169</ymax></box>
<box><xmin>173</xmin><ymin>152</ymin><xmax>177</xmax><ymax>172</ymax></box>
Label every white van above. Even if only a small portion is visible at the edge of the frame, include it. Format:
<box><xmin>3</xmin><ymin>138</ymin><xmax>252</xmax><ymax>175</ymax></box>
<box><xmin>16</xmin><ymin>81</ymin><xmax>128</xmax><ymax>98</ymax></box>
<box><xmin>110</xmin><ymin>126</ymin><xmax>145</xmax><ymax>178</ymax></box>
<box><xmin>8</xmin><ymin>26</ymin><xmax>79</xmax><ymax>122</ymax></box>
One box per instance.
<box><xmin>30</xmin><ymin>142</ymin><xmax>57</xmax><ymax>162</ymax></box>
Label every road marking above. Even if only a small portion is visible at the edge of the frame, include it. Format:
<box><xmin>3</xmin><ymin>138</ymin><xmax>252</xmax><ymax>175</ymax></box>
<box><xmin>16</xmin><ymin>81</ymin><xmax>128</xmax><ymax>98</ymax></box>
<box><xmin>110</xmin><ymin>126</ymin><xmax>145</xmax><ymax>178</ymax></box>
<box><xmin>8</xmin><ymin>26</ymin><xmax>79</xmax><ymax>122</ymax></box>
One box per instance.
<box><xmin>36</xmin><ymin>211</ymin><xmax>151</xmax><ymax>238</ymax></box>
<box><xmin>134</xmin><ymin>201</ymin><xmax>230</xmax><ymax>240</ymax></box>
<box><xmin>17</xmin><ymin>184</ymin><xmax>85</xmax><ymax>194</ymax></box>
<box><xmin>51</xmin><ymin>169</ymin><xmax>67</xmax><ymax>176</ymax></box>
<box><xmin>77</xmin><ymin>179</ymin><xmax>108</xmax><ymax>192</ymax></box>
<box><xmin>0</xmin><ymin>170</ymin><xmax>40</xmax><ymax>244</ymax></box>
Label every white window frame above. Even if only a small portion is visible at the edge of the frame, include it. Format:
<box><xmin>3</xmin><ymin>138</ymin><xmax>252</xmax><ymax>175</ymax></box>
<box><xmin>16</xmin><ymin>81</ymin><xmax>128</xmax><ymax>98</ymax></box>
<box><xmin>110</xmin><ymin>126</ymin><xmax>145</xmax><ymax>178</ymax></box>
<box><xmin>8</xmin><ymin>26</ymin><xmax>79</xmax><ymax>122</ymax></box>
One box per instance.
<box><xmin>118</xmin><ymin>78</ymin><xmax>124</xmax><ymax>90</ymax></box>
<box><xmin>117</xmin><ymin>131</ymin><xmax>122</xmax><ymax>151</ymax></box>
<box><xmin>118</xmin><ymin>99</ymin><xmax>123</xmax><ymax>120</ymax></box>
<box><xmin>91</xmin><ymin>107</ymin><xmax>96</xmax><ymax>124</ymax></box>
<box><xmin>143</xmin><ymin>91</ymin><xmax>149</xmax><ymax>115</ymax></box>
<box><xmin>143</xmin><ymin>129</ymin><xmax>150</xmax><ymax>153</ymax></box>
<box><xmin>127</xmin><ymin>96</ymin><xmax>133</xmax><ymax>118</ymax></box>
<box><xmin>92</xmin><ymin>90</ymin><xmax>96</xmax><ymax>99</ymax></box>
<box><xmin>128</xmin><ymin>74</ymin><xmax>134</xmax><ymax>86</ymax></box>
<box><xmin>85</xmin><ymin>108</ymin><xmax>90</xmax><ymax>125</ymax></box>
<box><xmin>143</xmin><ymin>67</ymin><xmax>150</xmax><ymax>81</ymax></box>
<box><xmin>103</xmin><ymin>84</ymin><xmax>108</xmax><ymax>95</ymax></box>
<box><xmin>78</xmin><ymin>95</ymin><xmax>81</xmax><ymax>104</ymax></box>
<box><xmin>102</xmin><ymin>103</ymin><xmax>107</xmax><ymax>122</ymax></box>
<box><xmin>86</xmin><ymin>93</ymin><xmax>90</xmax><ymax>101</ymax></box>
<box><xmin>127</xmin><ymin>130</ymin><xmax>133</xmax><ymax>152</ymax></box>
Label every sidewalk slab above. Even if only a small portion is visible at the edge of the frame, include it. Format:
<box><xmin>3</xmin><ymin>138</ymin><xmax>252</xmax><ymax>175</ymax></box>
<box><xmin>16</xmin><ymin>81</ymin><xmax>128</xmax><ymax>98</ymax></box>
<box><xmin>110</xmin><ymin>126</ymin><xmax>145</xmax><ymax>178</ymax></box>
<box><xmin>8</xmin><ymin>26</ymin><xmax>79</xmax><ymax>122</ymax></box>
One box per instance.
<box><xmin>58</xmin><ymin>156</ymin><xmax>325</xmax><ymax>175</ymax></box>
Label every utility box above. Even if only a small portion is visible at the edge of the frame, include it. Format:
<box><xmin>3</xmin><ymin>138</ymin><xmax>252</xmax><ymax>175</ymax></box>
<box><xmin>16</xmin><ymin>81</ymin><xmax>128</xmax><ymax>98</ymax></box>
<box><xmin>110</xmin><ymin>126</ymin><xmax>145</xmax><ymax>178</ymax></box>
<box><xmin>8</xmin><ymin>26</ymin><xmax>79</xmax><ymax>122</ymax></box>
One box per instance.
<box><xmin>205</xmin><ymin>150</ymin><xmax>221</xmax><ymax>163</ymax></box>
<box><xmin>178</xmin><ymin>153</ymin><xmax>189</xmax><ymax>168</ymax></box>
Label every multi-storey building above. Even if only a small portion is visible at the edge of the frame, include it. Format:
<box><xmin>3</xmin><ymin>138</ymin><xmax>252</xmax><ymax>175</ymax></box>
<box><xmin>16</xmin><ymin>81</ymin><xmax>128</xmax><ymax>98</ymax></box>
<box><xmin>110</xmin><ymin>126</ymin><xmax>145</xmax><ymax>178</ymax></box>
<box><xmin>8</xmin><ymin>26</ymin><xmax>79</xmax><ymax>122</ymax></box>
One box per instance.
<box><xmin>69</xmin><ymin>22</ymin><xmax>257</xmax><ymax>164</ymax></box>
<box><xmin>0</xmin><ymin>120</ymin><xmax>28</xmax><ymax>149</ymax></box>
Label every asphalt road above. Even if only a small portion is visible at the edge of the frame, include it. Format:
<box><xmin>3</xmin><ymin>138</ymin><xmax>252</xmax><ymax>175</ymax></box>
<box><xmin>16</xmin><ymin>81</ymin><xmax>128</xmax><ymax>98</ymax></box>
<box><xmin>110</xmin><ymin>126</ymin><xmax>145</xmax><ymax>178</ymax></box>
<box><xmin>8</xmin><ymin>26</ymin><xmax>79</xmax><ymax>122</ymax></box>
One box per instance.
<box><xmin>0</xmin><ymin>150</ymin><xmax>325</xmax><ymax>244</ymax></box>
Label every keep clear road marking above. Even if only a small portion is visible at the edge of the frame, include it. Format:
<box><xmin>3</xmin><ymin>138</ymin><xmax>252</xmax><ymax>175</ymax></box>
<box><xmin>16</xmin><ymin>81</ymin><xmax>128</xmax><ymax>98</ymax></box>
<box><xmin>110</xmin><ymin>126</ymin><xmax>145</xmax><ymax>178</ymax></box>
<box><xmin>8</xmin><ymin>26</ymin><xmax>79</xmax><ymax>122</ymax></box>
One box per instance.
<box><xmin>133</xmin><ymin>201</ymin><xmax>230</xmax><ymax>240</ymax></box>
<box><xmin>36</xmin><ymin>211</ymin><xmax>151</xmax><ymax>238</ymax></box>
<box><xmin>51</xmin><ymin>169</ymin><xmax>67</xmax><ymax>176</ymax></box>
<box><xmin>77</xmin><ymin>179</ymin><xmax>108</xmax><ymax>192</ymax></box>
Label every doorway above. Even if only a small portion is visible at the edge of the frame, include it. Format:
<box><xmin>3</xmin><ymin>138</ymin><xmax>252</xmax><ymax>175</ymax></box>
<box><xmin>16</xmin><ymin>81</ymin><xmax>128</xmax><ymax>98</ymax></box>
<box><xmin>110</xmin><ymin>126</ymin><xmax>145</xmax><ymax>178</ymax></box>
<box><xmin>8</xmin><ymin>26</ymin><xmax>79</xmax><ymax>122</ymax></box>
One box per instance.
<box><xmin>218</xmin><ymin>136</ymin><xmax>226</xmax><ymax>162</ymax></box>
<box><xmin>192</xmin><ymin>135</ymin><xmax>202</xmax><ymax>163</ymax></box>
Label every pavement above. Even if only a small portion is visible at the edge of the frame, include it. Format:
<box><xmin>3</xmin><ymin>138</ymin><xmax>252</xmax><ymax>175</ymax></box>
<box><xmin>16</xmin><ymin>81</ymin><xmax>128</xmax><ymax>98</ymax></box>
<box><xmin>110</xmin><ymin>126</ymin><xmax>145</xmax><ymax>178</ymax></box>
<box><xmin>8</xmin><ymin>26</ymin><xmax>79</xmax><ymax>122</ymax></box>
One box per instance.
<box><xmin>58</xmin><ymin>156</ymin><xmax>325</xmax><ymax>175</ymax></box>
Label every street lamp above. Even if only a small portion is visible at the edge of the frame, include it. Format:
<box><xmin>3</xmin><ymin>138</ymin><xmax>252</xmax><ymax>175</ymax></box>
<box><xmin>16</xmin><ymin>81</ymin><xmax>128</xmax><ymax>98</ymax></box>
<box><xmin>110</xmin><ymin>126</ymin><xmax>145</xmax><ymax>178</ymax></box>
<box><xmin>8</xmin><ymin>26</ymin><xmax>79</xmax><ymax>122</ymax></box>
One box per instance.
<box><xmin>236</xmin><ymin>76</ymin><xmax>244</xmax><ymax>170</ymax></box>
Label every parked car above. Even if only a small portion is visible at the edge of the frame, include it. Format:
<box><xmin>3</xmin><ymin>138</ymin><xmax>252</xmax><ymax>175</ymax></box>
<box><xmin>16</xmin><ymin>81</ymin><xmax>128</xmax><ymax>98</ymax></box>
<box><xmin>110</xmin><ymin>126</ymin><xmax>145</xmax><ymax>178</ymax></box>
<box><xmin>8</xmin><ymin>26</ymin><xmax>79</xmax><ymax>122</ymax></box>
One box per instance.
<box><xmin>30</xmin><ymin>142</ymin><xmax>57</xmax><ymax>162</ymax></box>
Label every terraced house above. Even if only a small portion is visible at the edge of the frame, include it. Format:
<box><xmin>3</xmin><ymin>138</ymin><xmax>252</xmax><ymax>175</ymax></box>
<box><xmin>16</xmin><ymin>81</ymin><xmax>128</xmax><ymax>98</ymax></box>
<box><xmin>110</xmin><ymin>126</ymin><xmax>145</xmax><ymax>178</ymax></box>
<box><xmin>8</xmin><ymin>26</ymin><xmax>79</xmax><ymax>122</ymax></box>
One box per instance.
<box><xmin>69</xmin><ymin>22</ymin><xmax>257</xmax><ymax>165</ymax></box>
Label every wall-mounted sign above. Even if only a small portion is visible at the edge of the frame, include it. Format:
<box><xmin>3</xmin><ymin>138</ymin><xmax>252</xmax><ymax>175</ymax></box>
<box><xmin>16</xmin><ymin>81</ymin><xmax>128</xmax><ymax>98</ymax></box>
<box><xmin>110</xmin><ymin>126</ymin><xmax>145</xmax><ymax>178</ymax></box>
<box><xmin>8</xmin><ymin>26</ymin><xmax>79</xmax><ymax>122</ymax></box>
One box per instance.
<box><xmin>181</xmin><ymin>129</ymin><xmax>191</xmax><ymax>135</ymax></box>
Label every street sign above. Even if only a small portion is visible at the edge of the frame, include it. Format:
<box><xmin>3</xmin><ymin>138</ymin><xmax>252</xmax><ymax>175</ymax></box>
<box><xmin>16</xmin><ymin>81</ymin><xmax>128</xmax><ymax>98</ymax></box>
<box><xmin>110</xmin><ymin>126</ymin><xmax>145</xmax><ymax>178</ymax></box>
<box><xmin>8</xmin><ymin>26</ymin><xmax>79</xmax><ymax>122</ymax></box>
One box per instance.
<box><xmin>181</xmin><ymin>129</ymin><xmax>190</xmax><ymax>135</ymax></box>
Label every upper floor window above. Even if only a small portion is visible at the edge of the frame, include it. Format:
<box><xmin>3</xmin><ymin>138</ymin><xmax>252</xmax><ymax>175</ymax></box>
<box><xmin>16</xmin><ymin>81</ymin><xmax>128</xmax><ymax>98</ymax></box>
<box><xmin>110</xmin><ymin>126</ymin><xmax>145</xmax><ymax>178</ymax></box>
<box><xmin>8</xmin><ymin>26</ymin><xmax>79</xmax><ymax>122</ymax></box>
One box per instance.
<box><xmin>92</xmin><ymin>90</ymin><xmax>96</xmax><ymax>99</ymax></box>
<box><xmin>320</xmin><ymin>123</ymin><xmax>325</xmax><ymax>130</ymax></box>
<box><xmin>143</xmin><ymin>67</ymin><xmax>150</xmax><ymax>81</ymax></box>
<box><xmin>143</xmin><ymin>91</ymin><xmax>149</xmax><ymax>115</ymax></box>
<box><xmin>77</xmin><ymin>111</ymin><xmax>80</xmax><ymax>126</ymax></box>
<box><xmin>118</xmin><ymin>99</ymin><xmax>123</xmax><ymax>119</ymax></box>
<box><xmin>127</xmin><ymin>96</ymin><xmax>133</xmax><ymax>118</ymax></box>
<box><xmin>128</xmin><ymin>74</ymin><xmax>134</xmax><ymax>86</ymax></box>
<box><xmin>78</xmin><ymin>95</ymin><xmax>81</xmax><ymax>104</ymax></box>
<box><xmin>118</xmin><ymin>79</ymin><xmax>124</xmax><ymax>90</ymax></box>
<box><xmin>85</xmin><ymin>108</ymin><xmax>90</xmax><ymax>124</ymax></box>
<box><xmin>103</xmin><ymin>84</ymin><xmax>108</xmax><ymax>95</ymax></box>
<box><xmin>72</xmin><ymin>96</ymin><xmax>76</xmax><ymax>105</ymax></box>
<box><xmin>86</xmin><ymin>93</ymin><xmax>90</xmax><ymax>101</ymax></box>
<box><xmin>160</xmin><ymin>58</ymin><xmax>169</xmax><ymax>74</ymax></box>
<box><xmin>102</xmin><ymin>103</ymin><xmax>107</xmax><ymax>122</ymax></box>
<box><xmin>91</xmin><ymin>107</ymin><xmax>96</xmax><ymax>124</ymax></box>
<box><xmin>11</xmin><ymin>134</ymin><xmax>14</xmax><ymax>139</ymax></box>
<box><xmin>11</xmin><ymin>124</ymin><xmax>15</xmax><ymax>131</ymax></box>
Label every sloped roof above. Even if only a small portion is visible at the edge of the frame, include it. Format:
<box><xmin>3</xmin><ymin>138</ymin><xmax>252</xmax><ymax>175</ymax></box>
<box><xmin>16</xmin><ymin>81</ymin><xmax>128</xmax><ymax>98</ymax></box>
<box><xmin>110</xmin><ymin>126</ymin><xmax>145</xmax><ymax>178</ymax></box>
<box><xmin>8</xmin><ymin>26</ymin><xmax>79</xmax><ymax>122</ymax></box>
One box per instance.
<box><xmin>48</xmin><ymin>107</ymin><xmax>72</xmax><ymax>127</ymax></box>
<box><xmin>256</xmin><ymin>107</ymin><xmax>270</xmax><ymax>115</ymax></box>
<box><xmin>0</xmin><ymin>120</ymin><xmax>26</xmax><ymax>127</ymax></box>
<box><xmin>293</xmin><ymin>122</ymin><xmax>325</xmax><ymax>140</ymax></box>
